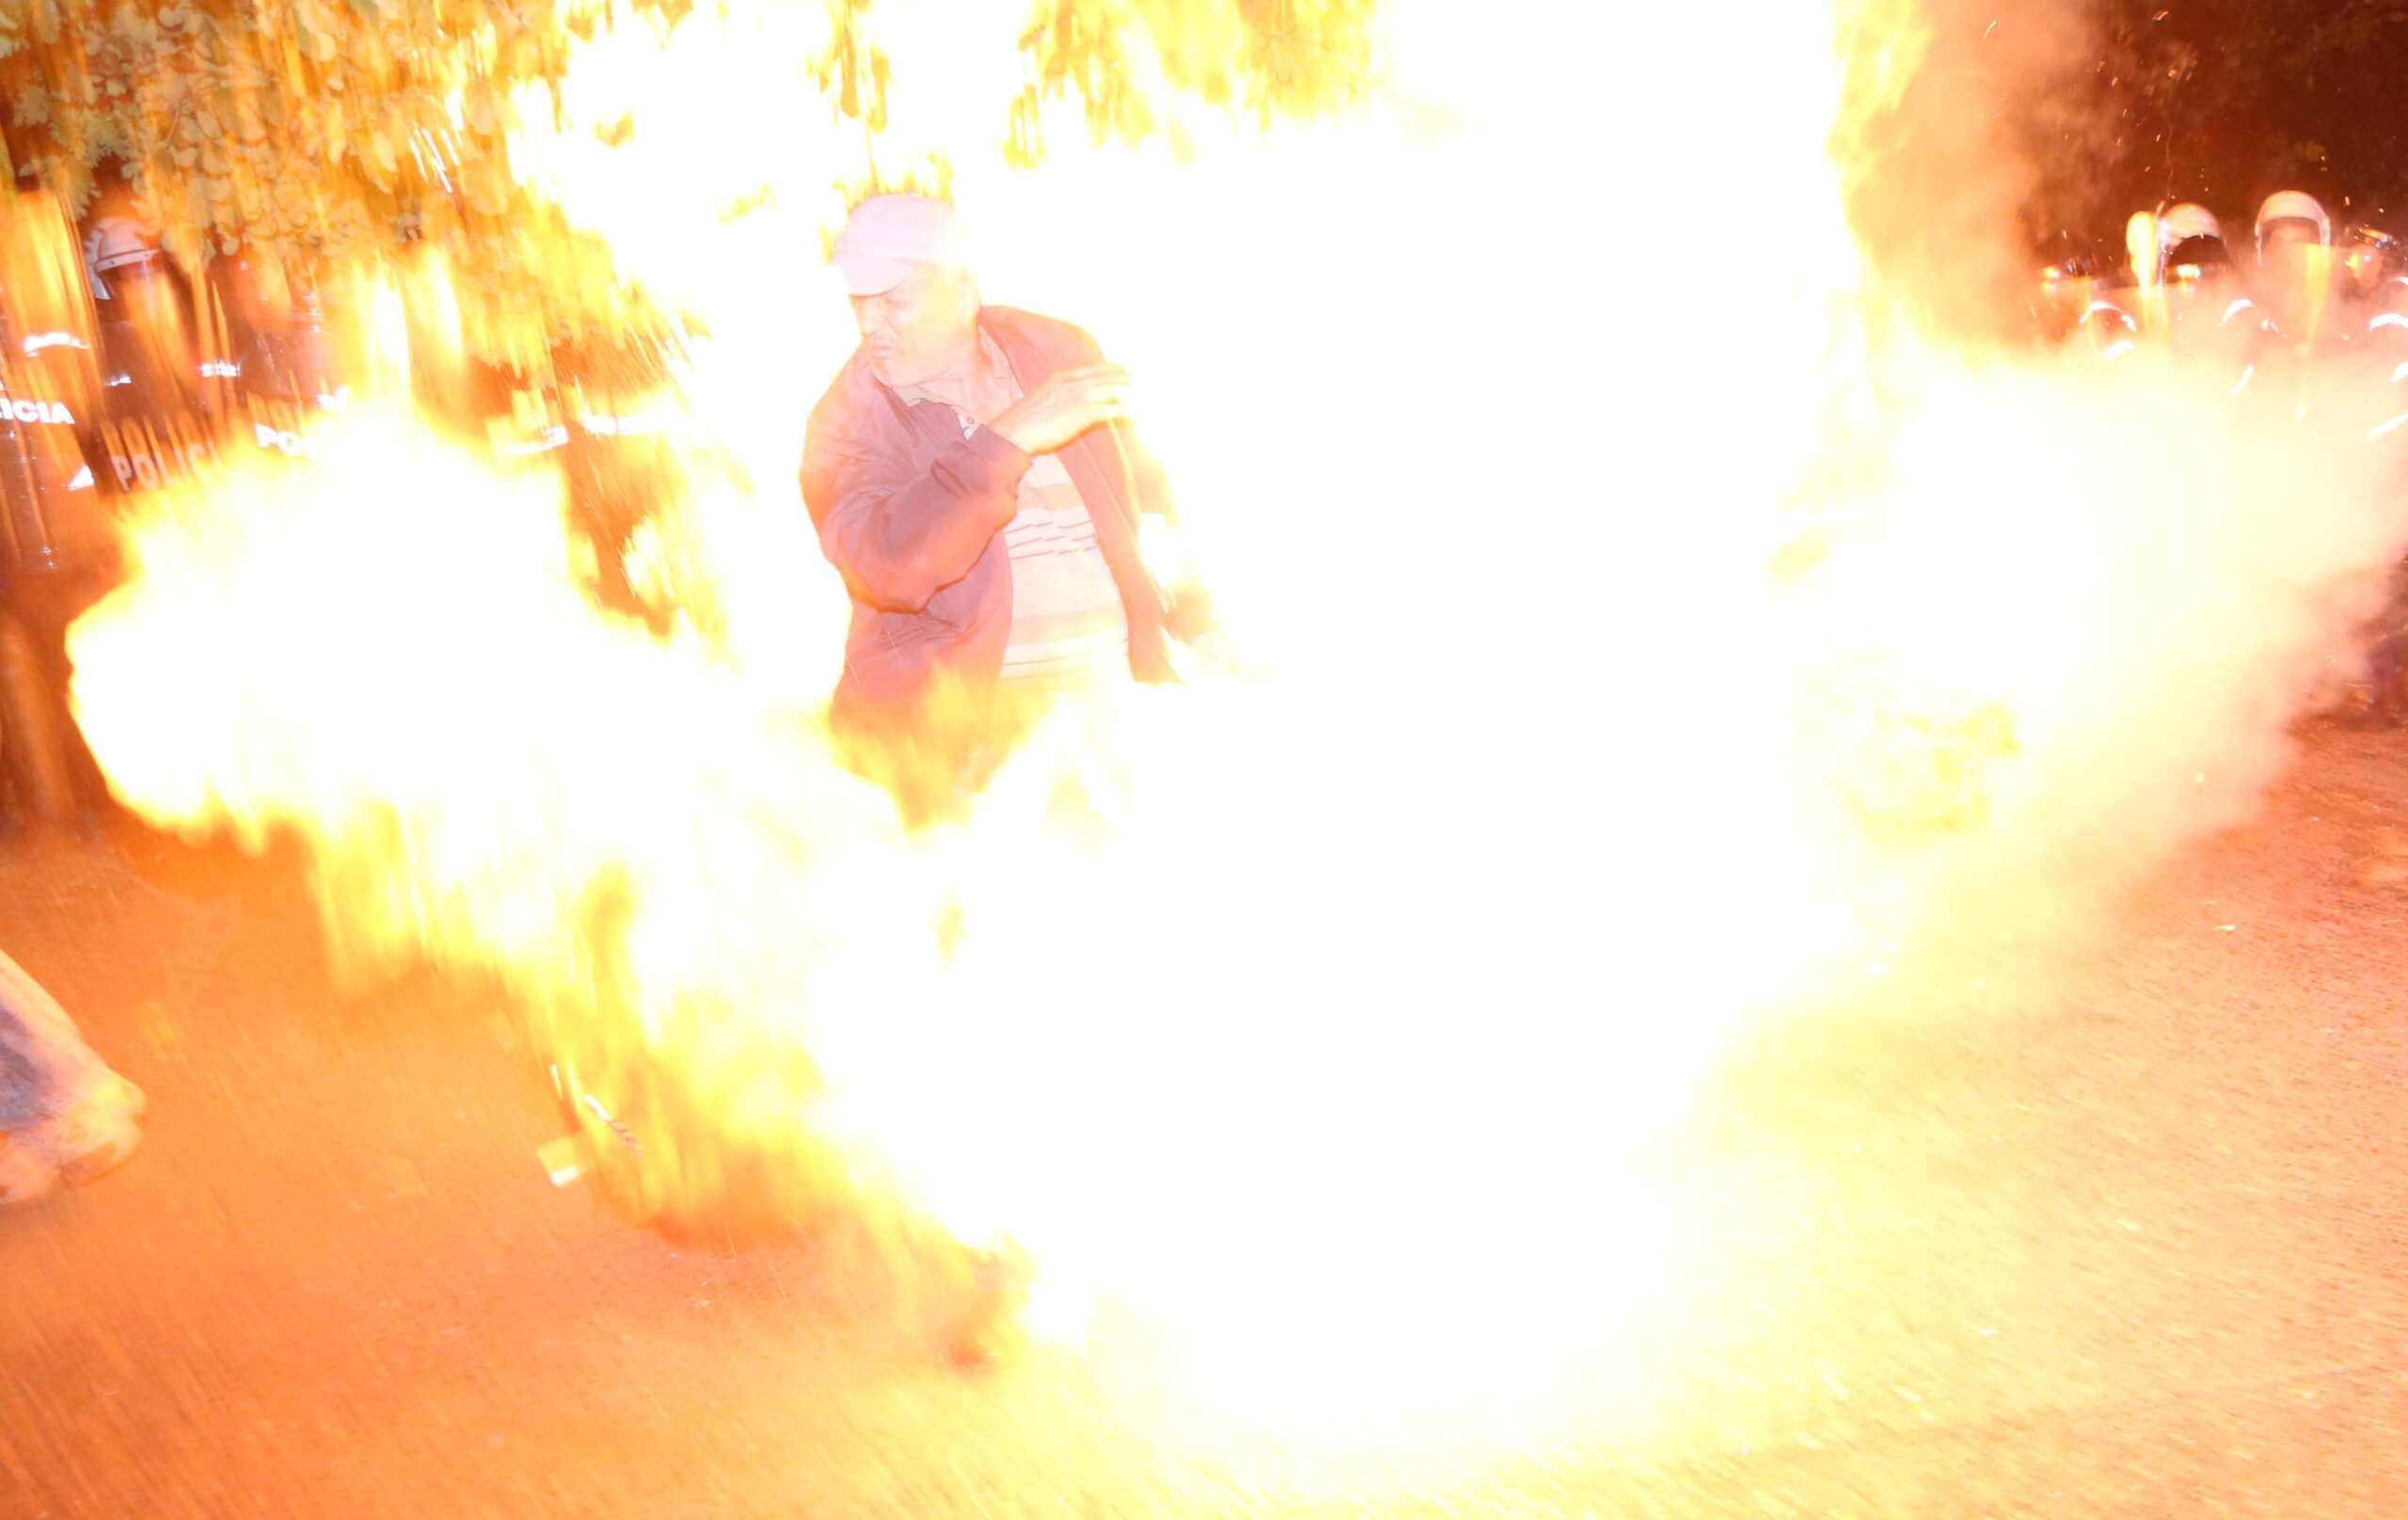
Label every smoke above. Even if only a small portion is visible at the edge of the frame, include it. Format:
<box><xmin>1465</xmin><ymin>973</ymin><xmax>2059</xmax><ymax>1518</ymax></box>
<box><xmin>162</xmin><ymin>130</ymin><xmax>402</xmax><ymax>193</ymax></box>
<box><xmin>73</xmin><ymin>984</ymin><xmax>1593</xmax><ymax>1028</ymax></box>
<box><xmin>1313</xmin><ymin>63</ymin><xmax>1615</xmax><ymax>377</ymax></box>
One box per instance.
<box><xmin>1789</xmin><ymin>352</ymin><xmax>2403</xmax><ymax>958</ymax></box>
<box><xmin>1835</xmin><ymin>0</ymin><xmax>2105</xmax><ymax>344</ymax></box>
<box><xmin>1809</xmin><ymin>0</ymin><xmax>2408</xmax><ymax>955</ymax></box>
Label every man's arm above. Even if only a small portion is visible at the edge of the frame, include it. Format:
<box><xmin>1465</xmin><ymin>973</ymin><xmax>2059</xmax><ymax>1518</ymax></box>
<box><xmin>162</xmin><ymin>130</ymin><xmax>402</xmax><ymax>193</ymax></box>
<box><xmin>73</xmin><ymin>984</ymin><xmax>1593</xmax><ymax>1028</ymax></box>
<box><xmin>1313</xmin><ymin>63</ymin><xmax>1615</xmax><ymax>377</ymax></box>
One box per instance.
<box><xmin>800</xmin><ymin>419</ymin><xmax>1030</xmax><ymax>613</ymax></box>
<box><xmin>1109</xmin><ymin>417</ymin><xmax>1217</xmax><ymax>643</ymax></box>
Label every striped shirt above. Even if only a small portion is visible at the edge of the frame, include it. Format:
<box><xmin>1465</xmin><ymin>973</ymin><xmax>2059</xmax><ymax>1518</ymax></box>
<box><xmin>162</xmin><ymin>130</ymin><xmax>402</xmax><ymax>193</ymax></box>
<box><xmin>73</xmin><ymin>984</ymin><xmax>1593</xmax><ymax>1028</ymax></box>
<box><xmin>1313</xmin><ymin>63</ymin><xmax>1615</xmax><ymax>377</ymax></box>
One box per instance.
<box><xmin>993</xmin><ymin>448</ymin><xmax>1130</xmax><ymax>685</ymax></box>
<box><xmin>894</xmin><ymin>334</ymin><xmax>1130</xmax><ymax>689</ymax></box>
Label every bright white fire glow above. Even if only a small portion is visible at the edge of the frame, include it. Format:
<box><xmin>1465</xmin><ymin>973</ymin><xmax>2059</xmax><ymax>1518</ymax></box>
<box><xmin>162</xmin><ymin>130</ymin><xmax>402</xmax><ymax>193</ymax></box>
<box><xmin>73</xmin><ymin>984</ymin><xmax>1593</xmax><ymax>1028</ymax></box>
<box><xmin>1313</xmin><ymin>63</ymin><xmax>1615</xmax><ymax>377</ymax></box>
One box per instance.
<box><xmin>64</xmin><ymin>0</ymin><xmax>2408</xmax><ymax>1456</ymax></box>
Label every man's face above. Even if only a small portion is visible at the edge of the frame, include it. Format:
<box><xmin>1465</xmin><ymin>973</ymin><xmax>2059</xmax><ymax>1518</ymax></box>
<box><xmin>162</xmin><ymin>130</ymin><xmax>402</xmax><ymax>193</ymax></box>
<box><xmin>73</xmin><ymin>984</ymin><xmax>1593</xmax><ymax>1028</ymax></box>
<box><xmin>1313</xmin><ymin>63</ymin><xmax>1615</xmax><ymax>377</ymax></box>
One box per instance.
<box><xmin>851</xmin><ymin>263</ymin><xmax>976</xmax><ymax>387</ymax></box>
<box><xmin>2342</xmin><ymin>241</ymin><xmax>2393</xmax><ymax>297</ymax></box>
<box><xmin>2259</xmin><ymin>217</ymin><xmax>2321</xmax><ymax>271</ymax></box>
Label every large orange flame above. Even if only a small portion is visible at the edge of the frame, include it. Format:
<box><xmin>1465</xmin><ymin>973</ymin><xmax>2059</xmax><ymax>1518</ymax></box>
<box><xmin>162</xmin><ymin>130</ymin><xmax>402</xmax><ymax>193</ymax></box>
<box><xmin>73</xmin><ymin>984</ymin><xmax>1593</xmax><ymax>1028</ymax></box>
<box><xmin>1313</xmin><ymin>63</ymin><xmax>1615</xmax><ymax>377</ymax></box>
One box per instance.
<box><xmin>57</xmin><ymin>0</ymin><xmax>2408</xmax><ymax>1454</ymax></box>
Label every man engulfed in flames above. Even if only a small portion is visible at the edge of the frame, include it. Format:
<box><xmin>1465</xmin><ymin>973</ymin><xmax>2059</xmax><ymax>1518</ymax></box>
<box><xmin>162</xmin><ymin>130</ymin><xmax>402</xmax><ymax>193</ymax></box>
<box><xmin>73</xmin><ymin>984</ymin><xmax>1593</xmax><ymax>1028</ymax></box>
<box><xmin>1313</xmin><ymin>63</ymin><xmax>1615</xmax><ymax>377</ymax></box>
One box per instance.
<box><xmin>801</xmin><ymin>193</ymin><xmax>1227</xmax><ymax>822</ymax></box>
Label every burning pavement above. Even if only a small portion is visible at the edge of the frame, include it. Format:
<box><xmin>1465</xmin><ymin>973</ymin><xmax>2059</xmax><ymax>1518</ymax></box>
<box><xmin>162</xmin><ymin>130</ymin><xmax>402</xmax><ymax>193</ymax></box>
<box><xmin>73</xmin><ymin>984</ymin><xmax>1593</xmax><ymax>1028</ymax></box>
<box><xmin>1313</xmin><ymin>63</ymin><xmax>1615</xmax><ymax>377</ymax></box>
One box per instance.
<box><xmin>5</xmin><ymin>722</ymin><xmax>2407</xmax><ymax>1514</ymax></box>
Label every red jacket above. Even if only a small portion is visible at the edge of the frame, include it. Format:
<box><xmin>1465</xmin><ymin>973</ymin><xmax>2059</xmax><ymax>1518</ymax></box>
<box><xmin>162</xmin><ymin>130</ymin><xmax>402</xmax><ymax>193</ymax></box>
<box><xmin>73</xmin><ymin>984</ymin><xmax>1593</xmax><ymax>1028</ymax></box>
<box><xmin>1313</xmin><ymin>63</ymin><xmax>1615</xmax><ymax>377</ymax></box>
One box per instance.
<box><xmin>800</xmin><ymin>307</ymin><xmax>1207</xmax><ymax>727</ymax></box>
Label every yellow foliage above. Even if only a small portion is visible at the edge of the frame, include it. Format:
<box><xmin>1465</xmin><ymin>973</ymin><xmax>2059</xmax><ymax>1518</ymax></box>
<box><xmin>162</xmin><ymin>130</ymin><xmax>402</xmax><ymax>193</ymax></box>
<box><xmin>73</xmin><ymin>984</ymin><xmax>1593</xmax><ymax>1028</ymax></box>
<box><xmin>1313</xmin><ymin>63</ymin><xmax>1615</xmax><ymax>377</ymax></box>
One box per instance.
<box><xmin>1</xmin><ymin>0</ymin><xmax>1380</xmax><ymax>362</ymax></box>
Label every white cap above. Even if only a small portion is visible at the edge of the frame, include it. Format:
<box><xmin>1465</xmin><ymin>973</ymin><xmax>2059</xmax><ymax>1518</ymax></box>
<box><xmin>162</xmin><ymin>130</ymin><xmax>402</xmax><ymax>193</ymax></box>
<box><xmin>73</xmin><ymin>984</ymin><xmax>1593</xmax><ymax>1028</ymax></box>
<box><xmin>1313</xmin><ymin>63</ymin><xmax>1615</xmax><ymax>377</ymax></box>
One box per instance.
<box><xmin>85</xmin><ymin>215</ymin><xmax>161</xmax><ymax>275</ymax></box>
<box><xmin>830</xmin><ymin>195</ymin><xmax>974</xmax><ymax>296</ymax></box>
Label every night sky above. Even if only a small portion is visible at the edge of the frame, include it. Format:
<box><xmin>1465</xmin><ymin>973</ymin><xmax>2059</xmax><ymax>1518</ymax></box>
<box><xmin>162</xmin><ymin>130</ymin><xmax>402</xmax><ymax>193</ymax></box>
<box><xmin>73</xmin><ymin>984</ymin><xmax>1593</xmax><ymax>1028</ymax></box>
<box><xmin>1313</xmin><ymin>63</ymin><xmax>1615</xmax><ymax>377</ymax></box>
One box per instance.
<box><xmin>2030</xmin><ymin>0</ymin><xmax>2408</xmax><ymax>245</ymax></box>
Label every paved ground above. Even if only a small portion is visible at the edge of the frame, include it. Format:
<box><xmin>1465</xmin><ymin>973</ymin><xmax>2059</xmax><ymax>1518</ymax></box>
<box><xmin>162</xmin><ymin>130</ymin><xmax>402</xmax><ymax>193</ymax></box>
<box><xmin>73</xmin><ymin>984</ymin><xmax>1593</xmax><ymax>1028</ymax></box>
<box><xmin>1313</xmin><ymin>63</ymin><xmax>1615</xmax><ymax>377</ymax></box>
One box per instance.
<box><xmin>4</xmin><ymin>726</ymin><xmax>2406</xmax><ymax>1518</ymax></box>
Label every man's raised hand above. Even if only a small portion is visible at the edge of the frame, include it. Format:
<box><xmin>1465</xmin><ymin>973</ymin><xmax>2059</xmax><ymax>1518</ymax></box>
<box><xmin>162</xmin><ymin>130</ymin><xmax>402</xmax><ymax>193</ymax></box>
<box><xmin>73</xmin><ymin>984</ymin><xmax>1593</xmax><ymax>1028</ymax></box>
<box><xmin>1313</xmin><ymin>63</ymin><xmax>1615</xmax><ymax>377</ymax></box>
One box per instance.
<box><xmin>987</xmin><ymin>364</ymin><xmax>1133</xmax><ymax>455</ymax></box>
